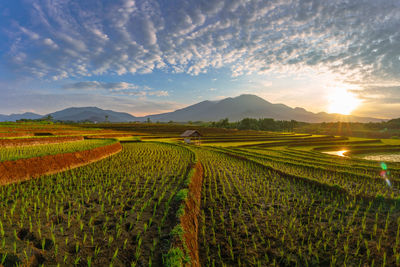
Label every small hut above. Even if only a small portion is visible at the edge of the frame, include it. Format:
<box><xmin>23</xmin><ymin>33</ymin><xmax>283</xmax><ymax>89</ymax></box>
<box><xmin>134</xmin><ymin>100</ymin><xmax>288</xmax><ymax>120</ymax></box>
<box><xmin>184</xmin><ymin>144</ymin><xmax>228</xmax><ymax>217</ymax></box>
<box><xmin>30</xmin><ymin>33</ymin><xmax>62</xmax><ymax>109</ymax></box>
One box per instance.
<box><xmin>180</xmin><ymin>130</ymin><xmax>202</xmax><ymax>145</ymax></box>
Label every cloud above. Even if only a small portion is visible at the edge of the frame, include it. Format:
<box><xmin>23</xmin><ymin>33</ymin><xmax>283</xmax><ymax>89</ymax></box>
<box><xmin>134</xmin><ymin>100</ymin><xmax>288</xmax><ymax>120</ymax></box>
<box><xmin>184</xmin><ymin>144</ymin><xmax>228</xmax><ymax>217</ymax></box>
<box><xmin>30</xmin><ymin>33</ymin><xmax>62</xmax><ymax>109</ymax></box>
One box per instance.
<box><xmin>61</xmin><ymin>81</ymin><xmax>168</xmax><ymax>97</ymax></box>
<box><xmin>43</xmin><ymin>38</ymin><xmax>58</xmax><ymax>49</ymax></box>
<box><xmin>19</xmin><ymin>26</ymin><xmax>40</xmax><ymax>40</ymax></box>
<box><xmin>62</xmin><ymin>81</ymin><xmax>141</xmax><ymax>91</ymax></box>
<box><xmin>351</xmin><ymin>86</ymin><xmax>400</xmax><ymax>104</ymax></box>
<box><xmin>350</xmin><ymin>85</ymin><xmax>400</xmax><ymax>118</ymax></box>
<box><xmin>3</xmin><ymin>0</ymin><xmax>400</xmax><ymax>112</ymax></box>
<box><xmin>3</xmin><ymin>0</ymin><xmax>397</xmax><ymax>82</ymax></box>
<box><xmin>148</xmin><ymin>90</ymin><xmax>169</xmax><ymax>96</ymax></box>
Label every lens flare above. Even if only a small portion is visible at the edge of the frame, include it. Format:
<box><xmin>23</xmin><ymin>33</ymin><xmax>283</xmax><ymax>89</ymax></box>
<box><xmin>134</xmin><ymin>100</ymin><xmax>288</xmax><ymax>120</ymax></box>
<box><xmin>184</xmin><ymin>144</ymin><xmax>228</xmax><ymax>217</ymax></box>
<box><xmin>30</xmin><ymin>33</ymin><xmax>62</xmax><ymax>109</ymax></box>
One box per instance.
<box><xmin>380</xmin><ymin>162</ymin><xmax>391</xmax><ymax>187</ymax></box>
<box><xmin>380</xmin><ymin>162</ymin><xmax>387</xmax><ymax>170</ymax></box>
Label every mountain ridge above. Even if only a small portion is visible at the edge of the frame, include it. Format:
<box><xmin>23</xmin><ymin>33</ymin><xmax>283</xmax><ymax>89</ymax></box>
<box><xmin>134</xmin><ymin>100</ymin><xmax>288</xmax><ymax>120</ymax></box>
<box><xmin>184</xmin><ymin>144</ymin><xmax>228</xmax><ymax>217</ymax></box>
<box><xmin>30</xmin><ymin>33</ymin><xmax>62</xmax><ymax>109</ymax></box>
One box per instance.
<box><xmin>0</xmin><ymin>112</ymin><xmax>43</xmax><ymax>122</ymax></box>
<box><xmin>48</xmin><ymin>107</ymin><xmax>137</xmax><ymax>122</ymax></box>
<box><xmin>144</xmin><ymin>94</ymin><xmax>384</xmax><ymax>123</ymax></box>
<box><xmin>0</xmin><ymin>94</ymin><xmax>385</xmax><ymax>123</ymax></box>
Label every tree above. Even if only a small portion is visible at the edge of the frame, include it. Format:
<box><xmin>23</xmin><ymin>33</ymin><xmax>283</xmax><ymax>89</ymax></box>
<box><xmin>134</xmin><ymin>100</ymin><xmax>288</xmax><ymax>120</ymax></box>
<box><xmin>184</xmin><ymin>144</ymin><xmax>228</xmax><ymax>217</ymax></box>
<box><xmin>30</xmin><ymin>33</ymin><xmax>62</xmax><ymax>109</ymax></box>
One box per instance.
<box><xmin>290</xmin><ymin>120</ymin><xmax>298</xmax><ymax>132</ymax></box>
<box><xmin>259</xmin><ymin>118</ymin><xmax>275</xmax><ymax>131</ymax></box>
<box><xmin>215</xmin><ymin>118</ymin><xmax>229</xmax><ymax>128</ymax></box>
<box><xmin>238</xmin><ymin>118</ymin><xmax>259</xmax><ymax>130</ymax></box>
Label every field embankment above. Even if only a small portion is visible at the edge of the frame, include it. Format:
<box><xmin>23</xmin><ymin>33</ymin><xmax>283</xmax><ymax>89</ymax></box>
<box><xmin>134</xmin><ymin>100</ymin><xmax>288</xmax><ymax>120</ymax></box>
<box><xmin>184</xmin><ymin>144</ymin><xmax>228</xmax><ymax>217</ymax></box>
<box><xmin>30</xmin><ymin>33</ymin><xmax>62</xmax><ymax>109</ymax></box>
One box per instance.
<box><xmin>181</xmin><ymin>161</ymin><xmax>203</xmax><ymax>267</ymax></box>
<box><xmin>162</xmin><ymin>146</ymin><xmax>204</xmax><ymax>267</ymax></box>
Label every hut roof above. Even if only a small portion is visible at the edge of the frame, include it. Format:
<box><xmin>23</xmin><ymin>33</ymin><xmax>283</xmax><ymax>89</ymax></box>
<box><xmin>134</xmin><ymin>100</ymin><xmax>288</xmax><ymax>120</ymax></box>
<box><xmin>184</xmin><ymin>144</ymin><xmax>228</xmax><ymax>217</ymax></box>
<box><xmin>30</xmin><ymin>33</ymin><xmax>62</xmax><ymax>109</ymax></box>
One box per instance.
<box><xmin>180</xmin><ymin>130</ymin><xmax>202</xmax><ymax>137</ymax></box>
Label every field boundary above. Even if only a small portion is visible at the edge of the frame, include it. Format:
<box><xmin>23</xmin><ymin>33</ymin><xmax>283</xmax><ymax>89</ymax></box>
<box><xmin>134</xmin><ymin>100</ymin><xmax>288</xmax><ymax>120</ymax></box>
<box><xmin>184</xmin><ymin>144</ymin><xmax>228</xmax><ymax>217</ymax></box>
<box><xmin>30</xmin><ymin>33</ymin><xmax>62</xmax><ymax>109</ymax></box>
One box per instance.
<box><xmin>181</xmin><ymin>161</ymin><xmax>203</xmax><ymax>267</ymax></box>
<box><xmin>0</xmin><ymin>142</ymin><xmax>122</xmax><ymax>185</ymax></box>
<box><xmin>163</xmin><ymin>147</ymin><xmax>203</xmax><ymax>267</ymax></box>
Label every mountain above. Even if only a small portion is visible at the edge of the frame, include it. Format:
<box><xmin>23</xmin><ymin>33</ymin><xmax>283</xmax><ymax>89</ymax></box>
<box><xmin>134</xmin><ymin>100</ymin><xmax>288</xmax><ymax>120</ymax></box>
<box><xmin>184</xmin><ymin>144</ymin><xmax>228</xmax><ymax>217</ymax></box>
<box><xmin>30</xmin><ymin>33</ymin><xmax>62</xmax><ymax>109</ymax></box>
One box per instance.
<box><xmin>0</xmin><ymin>95</ymin><xmax>384</xmax><ymax>123</ymax></box>
<box><xmin>47</xmin><ymin>107</ymin><xmax>136</xmax><ymax>122</ymax></box>
<box><xmin>0</xmin><ymin>112</ymin><xmax>43</xmax><ymax>122</ymax></box>
<box><xmin>144</xmin><ymin>94</ymin><xmax>384</xmax><ymax>123</ymax></box>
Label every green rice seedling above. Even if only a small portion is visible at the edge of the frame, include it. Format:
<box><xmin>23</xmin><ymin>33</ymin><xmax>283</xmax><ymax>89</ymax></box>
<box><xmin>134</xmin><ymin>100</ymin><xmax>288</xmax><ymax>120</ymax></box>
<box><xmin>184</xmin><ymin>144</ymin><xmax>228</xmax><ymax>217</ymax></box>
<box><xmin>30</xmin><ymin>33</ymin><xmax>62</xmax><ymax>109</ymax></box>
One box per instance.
<box><xmin>2</xmin><ymin>129</ymin><xmax>399</xmax><ymax>266</ymax></box>
<box><xmin>0</xmin><ymin>139</ymin><xmax>115</xmax><ymax>162</ymax></box>
<box><xmin>1</xmin><ymin>253</ymin><xmax>7</xmax><ymax>265</ymax></box>
<box><xmin>193</xmin><ymin>144</ymin><xmax>400</xmax><ymax>266</ymax></box>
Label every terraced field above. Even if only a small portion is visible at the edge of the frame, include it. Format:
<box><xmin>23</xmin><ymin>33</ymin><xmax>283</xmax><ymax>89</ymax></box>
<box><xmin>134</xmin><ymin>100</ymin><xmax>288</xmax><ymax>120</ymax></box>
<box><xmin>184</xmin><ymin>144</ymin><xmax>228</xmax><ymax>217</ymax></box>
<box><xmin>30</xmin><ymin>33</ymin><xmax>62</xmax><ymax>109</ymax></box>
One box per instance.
<box><xmin>0</xmin><ymin>139</ymin><xmax>115</xmax><ymax>162</ymax></box>
<box><xmin>195</xmin><ymin>131</ymin><xmax>400</xmax><ymax>266</ymax></box>
<box><xmin>195</xmin><ymin>147</ymin><xmax>400</xmax><ymax>266</ymax></box>
<box><xmin>0</xmin><ymin>122</ymin><xmax>134</xmax><ymax>139</ymax></box>
<box><xmin>0</xmin><ymin>142</ymin><xmax>195</xmax><ymax>266</ymax></box>
<box><xmin>0</xmin><ymin>122</ymin><xmax>399</xmax><ymax>266</ymax></box>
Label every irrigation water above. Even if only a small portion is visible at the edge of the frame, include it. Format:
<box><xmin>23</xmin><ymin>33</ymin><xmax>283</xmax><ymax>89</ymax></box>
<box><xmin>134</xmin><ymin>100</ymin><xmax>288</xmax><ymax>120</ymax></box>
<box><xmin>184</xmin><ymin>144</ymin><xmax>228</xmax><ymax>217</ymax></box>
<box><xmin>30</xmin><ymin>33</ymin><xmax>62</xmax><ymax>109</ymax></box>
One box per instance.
<box><xmin>357</xmin><ymin>152</ymin><xmax>400</xmax><ymax>162</ymax></box>
<box><xmin>322</xmin><ymin>150</ymin><xmax>348</xmax><ymax>157</ymax></box>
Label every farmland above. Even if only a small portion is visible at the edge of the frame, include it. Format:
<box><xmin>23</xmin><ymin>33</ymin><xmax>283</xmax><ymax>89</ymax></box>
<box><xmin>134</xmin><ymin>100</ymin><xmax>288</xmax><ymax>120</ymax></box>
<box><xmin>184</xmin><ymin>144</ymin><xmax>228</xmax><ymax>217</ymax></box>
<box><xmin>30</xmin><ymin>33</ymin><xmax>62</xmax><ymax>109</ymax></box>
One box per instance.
<box><xmin>0</xmin><ymin>122</ymin><xmax>399</xmax><ymax>266</ymax></box>
<box><xmin>0</xmin><ymin>142</ymin><xmax>195</xmax><ymax>266</ymax></box>
<box><xmin>0</xmin><ymin>139</ymin><xmax>115</xmax><ymax>162</ymax></box>
<box><xmin>195</xmin><ymin>147</ymin><xmax>399</xmax><ymax>266</ymax></box>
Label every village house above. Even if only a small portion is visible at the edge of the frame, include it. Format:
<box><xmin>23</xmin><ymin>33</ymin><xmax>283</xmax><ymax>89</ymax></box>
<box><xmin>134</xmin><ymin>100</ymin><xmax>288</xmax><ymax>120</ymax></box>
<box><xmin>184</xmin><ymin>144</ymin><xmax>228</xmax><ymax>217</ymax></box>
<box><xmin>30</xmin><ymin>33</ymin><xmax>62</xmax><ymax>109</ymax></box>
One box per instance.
<box><xmin>180</xmin><ymin>130</ymin><xmax>202</xmax><ymax>145</ymax></box>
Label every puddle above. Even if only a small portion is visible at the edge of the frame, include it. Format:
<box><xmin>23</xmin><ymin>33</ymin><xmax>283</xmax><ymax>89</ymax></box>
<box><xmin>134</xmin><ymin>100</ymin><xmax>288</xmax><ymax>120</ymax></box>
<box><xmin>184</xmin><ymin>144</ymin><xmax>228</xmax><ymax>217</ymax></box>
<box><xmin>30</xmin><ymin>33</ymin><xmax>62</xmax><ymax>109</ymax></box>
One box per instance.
<box><xmin>323</xmin><ymin>150</ymin><xmax>348</xmax><ymax>157</ymax></box>
<box><xmin>357</xmin><ymin>153</ymin><xmax>400</xmax><ymax>162</ymax></box>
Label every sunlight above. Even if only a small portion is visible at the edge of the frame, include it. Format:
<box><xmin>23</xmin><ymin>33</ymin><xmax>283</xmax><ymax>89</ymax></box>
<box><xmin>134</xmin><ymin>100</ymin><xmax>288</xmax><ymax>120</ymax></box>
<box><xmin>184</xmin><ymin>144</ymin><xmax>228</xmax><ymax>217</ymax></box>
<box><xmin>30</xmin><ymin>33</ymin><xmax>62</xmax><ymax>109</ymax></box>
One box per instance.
<box><xmin>327</xmin><ymin>88</ymin><xmax>361</xmax><ymax>115</ymax></box>
<box><xmin>323</xmin><ymin>150</ymin><xmax>348</xmax><ymax>157</ymax></box>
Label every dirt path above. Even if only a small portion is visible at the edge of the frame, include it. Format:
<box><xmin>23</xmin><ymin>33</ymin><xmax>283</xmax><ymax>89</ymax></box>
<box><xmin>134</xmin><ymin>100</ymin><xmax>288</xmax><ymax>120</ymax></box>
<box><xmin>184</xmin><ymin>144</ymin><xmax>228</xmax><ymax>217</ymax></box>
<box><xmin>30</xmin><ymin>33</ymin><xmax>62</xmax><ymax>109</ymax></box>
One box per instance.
<box><xmin>181</xmin><ymin>162</ymin><xmax>204</xmax><ymax>267</ymax></box>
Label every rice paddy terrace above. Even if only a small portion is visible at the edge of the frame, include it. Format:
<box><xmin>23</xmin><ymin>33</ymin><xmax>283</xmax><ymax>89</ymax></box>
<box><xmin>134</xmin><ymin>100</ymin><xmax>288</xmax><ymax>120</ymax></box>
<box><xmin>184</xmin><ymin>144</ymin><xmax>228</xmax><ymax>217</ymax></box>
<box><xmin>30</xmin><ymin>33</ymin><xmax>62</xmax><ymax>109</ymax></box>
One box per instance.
<box><xmin>0</xmin><ymin>122</ymin><xmax>399</xmax><ymax>266</ymax></box>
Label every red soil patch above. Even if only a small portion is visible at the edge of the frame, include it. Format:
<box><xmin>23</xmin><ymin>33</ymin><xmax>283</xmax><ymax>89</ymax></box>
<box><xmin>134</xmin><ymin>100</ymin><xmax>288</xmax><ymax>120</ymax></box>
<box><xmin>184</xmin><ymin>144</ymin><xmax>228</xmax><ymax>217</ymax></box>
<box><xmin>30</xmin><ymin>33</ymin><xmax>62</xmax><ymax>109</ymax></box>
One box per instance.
<box><xmin>0</xmin><ymin>142</ymin><xmax>122</xmax><ymax>186</ymax></box>
<box><xmin>180</xmin><ymin>162</ymin><xmax>204</xmax><ymax>267</ymax></box>
<box><xmin>0</xmin><ymin>136</ymin><xmax>83</xmax><ymax>147</ymax></box>
<box><xmin>0</xmin><ymin>132</ymin><xmax>32</xmax><ymax>138</ymax></box>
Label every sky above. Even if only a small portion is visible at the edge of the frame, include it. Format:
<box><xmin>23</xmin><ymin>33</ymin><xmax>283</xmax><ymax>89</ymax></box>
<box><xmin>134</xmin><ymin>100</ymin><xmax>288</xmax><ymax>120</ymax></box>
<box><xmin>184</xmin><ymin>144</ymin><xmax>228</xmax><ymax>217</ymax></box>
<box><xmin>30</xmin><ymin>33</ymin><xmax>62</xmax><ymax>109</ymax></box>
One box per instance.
<box><xmin>0</xmin><ymin>0</ymin><xmax>400</xmax><ymax>118</ymax></box>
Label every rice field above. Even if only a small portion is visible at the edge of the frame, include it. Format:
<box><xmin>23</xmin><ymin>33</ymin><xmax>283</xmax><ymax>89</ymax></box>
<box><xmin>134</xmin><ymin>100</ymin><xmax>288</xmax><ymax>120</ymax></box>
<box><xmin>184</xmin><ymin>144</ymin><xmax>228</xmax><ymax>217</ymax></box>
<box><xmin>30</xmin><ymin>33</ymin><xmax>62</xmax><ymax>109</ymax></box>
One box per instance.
<box><xmin>0</xmin><ymin>142</ymin><xmax>194</xmax><ymax>266</ymax></box>
<box><xmin>195</xmin><ymin>147</ymin><xmax>400</xmax><ymax>266</ymax></box>
<box><xmin>0</xmin><ymin>139</ymin><xmax>115</xmax><ymax>162</ymax></box>
<box><xmin>0</xmin><ymin>122</ymin><xmax>399</xmax><ymax>266</ymax></box>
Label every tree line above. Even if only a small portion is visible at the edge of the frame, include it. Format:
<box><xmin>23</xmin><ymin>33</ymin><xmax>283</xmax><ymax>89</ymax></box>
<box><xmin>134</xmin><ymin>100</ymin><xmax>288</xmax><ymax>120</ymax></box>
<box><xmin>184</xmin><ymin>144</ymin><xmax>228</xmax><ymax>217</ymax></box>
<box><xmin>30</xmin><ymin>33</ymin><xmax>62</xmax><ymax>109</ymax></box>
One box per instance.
<box><xmin>209</xmin><ymin>118</ymin><xmax>300</xmax><ymax>131</ymax></box>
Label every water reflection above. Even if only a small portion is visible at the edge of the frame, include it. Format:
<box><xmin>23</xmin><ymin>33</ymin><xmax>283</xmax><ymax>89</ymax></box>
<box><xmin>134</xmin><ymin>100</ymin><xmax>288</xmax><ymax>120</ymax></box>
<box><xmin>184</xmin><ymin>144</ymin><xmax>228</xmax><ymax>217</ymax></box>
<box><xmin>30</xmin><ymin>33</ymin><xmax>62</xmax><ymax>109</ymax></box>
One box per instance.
<box><xmin>323</xmin><ymin>150</ymin><xmax>348</xmax><ymax>157</ymax></box>
<box><xmin>361</xmin><ymin>153</ymin><xmax>400</xmax><ymax>162</ymax></box>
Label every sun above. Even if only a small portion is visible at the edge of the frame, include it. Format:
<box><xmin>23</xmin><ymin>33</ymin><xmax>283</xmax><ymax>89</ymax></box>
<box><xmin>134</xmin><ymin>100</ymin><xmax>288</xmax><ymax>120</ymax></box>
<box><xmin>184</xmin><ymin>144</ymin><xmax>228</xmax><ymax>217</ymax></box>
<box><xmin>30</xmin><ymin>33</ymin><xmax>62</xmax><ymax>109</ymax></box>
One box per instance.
<box><xmin>327</xmin><ymin>88</ymin><xmax>361</xmax><ymax>115</ymax></box>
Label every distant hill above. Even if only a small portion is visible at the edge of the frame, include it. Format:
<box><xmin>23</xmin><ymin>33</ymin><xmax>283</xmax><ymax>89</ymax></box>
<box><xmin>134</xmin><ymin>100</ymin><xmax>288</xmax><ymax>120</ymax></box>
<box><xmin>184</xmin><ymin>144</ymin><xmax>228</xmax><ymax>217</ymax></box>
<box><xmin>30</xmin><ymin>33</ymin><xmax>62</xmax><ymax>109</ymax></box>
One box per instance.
<box><xmin>144</xmin><ymin>94</ymin><xmax>384</xmax><ymax>123</ymax></box>
<box><xmin>47</xmin><ymin>107</ymin><xmax>136</xmax><ymax>122</ymax></box>
<box><xmin>0</xmin><ymin>112</ymin><xmax>43</xmax><ymax>122</ymax></box>
<box><xmin>386</xmin><ymin>118</ymin><xmax>400</xmax><ymax>129</ymax></box>
<box><xmin>0</xmin><ymin>95</ymin><xmax>386</xmax><ymax>123</ymax></box>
